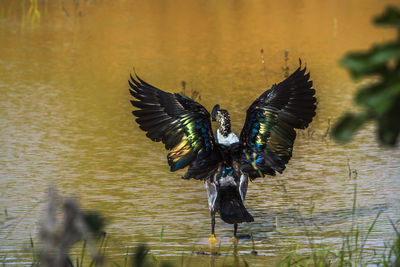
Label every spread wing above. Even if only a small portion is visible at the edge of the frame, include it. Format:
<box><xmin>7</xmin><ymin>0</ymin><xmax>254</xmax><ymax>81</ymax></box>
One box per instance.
<box><xmin>240</xmin><ymin>62</ymin><xmax>316</xmax><ymax>180</ymax></box>
<box><xmin>129</xmin><ymin>74</ymin><xmax>216</xmax><ymax>172</ymax></box>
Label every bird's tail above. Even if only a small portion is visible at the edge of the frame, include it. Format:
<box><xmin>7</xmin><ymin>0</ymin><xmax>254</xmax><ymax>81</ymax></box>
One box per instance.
<box><xmin>218</xmin><ymin>186</ymin><xmax>254</xmax><ymax>224</ymax></box>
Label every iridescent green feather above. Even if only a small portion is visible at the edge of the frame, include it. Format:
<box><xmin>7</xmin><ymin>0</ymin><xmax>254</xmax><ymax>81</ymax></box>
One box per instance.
<box><xmin>129</xmin><ymin>74</ymin><xmax>215</xmax><ymax>173</ymax></box>
<box><xmin>240</xmin><ymin>63</ymin><xmax>316</xmax><ymax>179</ymax></box>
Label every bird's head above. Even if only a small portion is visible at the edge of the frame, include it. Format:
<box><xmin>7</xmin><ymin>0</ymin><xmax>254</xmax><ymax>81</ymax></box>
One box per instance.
<box><xmin>212</xmin><ymin>104</ymin><xmax>231</xmax><ymax>137</ymax></box>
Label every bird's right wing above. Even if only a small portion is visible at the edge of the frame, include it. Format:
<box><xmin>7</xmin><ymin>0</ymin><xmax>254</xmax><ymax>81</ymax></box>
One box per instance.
<box><xmin>129</xmin><ymin>74</ymin><xmax>217</xmax><ymax>173</ymax></box>
<box><xmin>239</xmin><ymin>62</ymin><xmax>316</xmax><ymax>180</ymax></box>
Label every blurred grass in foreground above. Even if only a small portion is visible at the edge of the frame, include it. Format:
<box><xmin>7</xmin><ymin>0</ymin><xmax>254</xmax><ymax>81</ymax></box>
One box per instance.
<box><xmin>11</xmin><ymin>184</ymin><xmax>397</xmax><ymax>267</ymax></box>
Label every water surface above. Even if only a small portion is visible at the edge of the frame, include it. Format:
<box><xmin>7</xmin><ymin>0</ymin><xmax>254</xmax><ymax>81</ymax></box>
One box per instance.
<box><xmin>1</xmin><ymin>0</ymin><xmax>400</xmax><ymax>265</ymax></box>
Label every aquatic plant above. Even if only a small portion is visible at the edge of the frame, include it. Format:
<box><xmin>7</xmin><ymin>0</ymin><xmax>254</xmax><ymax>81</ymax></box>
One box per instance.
<box><xmin>332</xmin><ymin>6</ymin><xmax>400</xmax><ymax>146</ymax></box>
<box><xmin>282</xmin><ymin>50</ymin><xmax>290</xmax><ymax>78</ymax></box>
<box><xmin>27</xmin><ymin>0</ymin><xmax>41</xmax><ymax>24</ymax></box>
<box><xmin>179</xmin><ymin>80</ymin><xmax>201</xmax><ymax>102</ymax></box>
<box><xmin>260</xmin><ymin>48</ymin><xmax>268</xmax><ymax>85</ymax></box>
<box><xmin>277</xmin><ymin>183</ymin><xmax>400</xmax><ymax>267</ymax></box>
<box><xmin>279</xmin><ymin>214</ymin><xmax>399</xmax><ymax>267</ymax></box>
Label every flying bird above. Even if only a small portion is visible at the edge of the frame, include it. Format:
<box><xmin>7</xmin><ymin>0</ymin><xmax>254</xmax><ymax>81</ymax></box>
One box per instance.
<box><xmin>128</xmin><ymin>61</ymin><xmax>316</xmax><ymax>242</ymax></box>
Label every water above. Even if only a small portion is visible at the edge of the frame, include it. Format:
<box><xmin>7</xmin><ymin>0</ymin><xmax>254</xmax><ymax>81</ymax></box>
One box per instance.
<box><xmin>1</xmin><ymin>0</ymin><xmax>399</xmax><ymax>265</ymax></box>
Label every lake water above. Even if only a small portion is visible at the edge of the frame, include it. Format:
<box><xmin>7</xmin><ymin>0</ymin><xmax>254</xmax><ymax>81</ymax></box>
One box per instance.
<box><xmin>1</xmin><ymin>0</ymin><xmax>399</xmax><ymax>265</ymax></box>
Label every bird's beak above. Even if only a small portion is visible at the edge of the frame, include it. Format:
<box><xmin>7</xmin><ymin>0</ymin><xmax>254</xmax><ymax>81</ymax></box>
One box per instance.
<box><xmin>211</xmin><ymin>104</ymin><xmax>220</xmax><ymax>121</ymax></box>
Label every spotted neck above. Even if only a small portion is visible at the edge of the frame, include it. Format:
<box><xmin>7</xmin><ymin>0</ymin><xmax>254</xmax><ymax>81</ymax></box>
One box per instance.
<box><xmin>216</xmin><ymin>110</ymin><xmax>231</xmax><ymax>137</ymax></box>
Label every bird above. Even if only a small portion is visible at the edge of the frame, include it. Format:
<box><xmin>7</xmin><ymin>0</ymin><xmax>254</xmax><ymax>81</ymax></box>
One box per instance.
<box><xmin>128</xmin><ymin>61</ymin><xmax>316</xmax><ymax>242</ymax></box>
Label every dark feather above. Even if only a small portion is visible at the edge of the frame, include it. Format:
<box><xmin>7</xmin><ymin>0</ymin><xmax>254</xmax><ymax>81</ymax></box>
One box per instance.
<box><xmin>219</xmin><ymin>186</ymin><xmax>254</xmax><ymax>224</ymax></box>
<box><xmin>239</xmin><ymin>62</ymin><xmax>316</xmax><ymax>180</ymax></box>
<box><xmin>129</xmin><ymin>74</ymin><xmax>216</xmax><ymax>175</ymax></box>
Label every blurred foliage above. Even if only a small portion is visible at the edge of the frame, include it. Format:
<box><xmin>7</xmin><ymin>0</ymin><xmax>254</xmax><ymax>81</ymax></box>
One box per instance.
<box><xmin>17</xmin><ymin>186</ymin><xmax>400</xmax><ymax>266</ymax></box>
<box><xmin>332</xmin><ymin>6</ymin><xmax>400</xmax><ymax>146</ymax></box>
<box><xmin>38</xmin><ymin>187</ymin><xmax>107</xmax><ymax>267</ymax></box>
<box><xmin>83</xmin><ymin>211</ymin><xmax>106</xmax><ymax>236</ymax></box>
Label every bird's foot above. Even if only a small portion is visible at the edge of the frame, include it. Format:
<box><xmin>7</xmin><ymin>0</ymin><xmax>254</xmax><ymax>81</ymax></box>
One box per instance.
<box><xmin>209</xmin><ymin>234</ymin><xmax>219</xmax><ymax>244</ymax></box>
<box><xmin>229</xmin><ymin>236</ymin><xmax>238</xmax><ymax>243</ymax></box>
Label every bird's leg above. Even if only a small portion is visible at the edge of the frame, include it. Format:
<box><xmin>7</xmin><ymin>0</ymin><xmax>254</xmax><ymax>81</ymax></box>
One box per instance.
<box><xmin>209</xmin><ymin>211</ymin><xmax>219</xmax><ymax>244</ymax></box>
<box><xmin>211</xmin><ymin>211</ymin><xmax>216</xmax><ymax>235</ymax></box>
<box><xmin>206</xmin><ymin>179</ymin><xmax>219</xmax><ymax>244</ymax></box>
<box><xmin>229</xmin><ymin>224</ymin><xmax>238</xmax><ymax>243</ymax></box>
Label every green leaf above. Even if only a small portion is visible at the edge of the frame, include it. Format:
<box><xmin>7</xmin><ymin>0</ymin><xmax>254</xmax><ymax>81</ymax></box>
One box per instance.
<box><xmin>377</xmin><ymin>96</ymin><xmax>400</xmax><ymax>146</ymax></box>
<box><xmin>374</xmin><ymin>6</ymin><xmax>400</xmax><ymax>27</ymax></box>
<box><xmin>341</xmin><ymin>42</ymin><xmax>400</xmax><ymax>79</ymax></box>
<box><xmin>355</xmin><ymin>79</ymin><xmax>400</xmax><ymax>114</ymax></box>
<box><xmin>331</xmin><ymin>113</ymin><xmax>370</xmax><ymax>144</ymax></box>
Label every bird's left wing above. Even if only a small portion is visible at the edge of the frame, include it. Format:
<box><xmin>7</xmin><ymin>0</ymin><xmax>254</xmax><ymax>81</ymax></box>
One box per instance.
<box><xmin>129</xmin><ymin>74</ymin><xmax>216</xmax><ymax>172</ymax></box>
<box><xmin>239</xmin><ymin>63</ymin><xmax>316</xmax><ymax>180</ymax></box>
